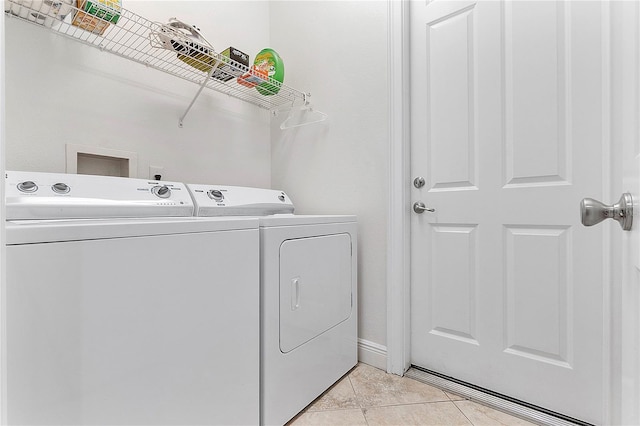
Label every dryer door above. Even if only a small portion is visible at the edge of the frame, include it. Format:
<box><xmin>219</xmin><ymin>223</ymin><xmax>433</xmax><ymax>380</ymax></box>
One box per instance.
<box><xmin>279</xmin><ymin>233</ymin><xmax>353</xmax><ymax>353</ymax></box>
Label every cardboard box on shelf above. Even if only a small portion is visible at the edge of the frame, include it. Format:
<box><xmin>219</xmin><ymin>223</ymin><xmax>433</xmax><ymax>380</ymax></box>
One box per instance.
<box><xmin>71</xmin><ymin>0</ymin><xmax>121</xmax><ymax>35</ymax></box>
<box><xmin>212</xmin><ymin>47</ymin><xmax>250</xmax><ymax>82</ymax></box>
<box><xmin>177</xmin><ymin>47</ymin><xmax>219</xmax><ymax>74</ymax></box>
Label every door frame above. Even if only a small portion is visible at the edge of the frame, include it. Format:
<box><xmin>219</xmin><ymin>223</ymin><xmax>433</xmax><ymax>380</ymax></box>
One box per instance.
<box><xmin>386</xmin><ymin>0</ymin><xmax>411</xmax><ymax>377</ymax></box>
<box><xmin>385</xmin><ymin>0</ymin><xmax>640</xmax><ymax>423</ymax></box>
<box><xmin>1</xmin><ymin>7</ymin><xmax>6</xmax><ymax>425</ymax></box>
<box><xmin>610</xmin><ymin>1</ymin><xmax>640</xmax><ymax>423</ymax></box>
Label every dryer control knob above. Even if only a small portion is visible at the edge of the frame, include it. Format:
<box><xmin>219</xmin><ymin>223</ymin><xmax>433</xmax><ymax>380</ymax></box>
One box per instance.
<box><xmin>152</xmin><ymin>185</ymin><xmax>171</xmax><ymax>198</ymax></box>
<box><xmin>207</xmin><ymin>189</ymin><xmax>224</xmax><ymax>202</ymax></box>
<box><xmin>17</xmin><ymin>181</ymin><xmax>38</xmax><ymax>193</ymax></box>
<box><xmin>52</xmin><ymin>182</ymin><xmax>70</xmax><ymax>194</ymax></box>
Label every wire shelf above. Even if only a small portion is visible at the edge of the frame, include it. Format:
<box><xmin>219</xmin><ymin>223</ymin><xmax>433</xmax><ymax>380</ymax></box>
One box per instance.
<box><xmin>5</xmin><ymin>0</ymin><xmax>309</xmax><ymax>122</ymax></box>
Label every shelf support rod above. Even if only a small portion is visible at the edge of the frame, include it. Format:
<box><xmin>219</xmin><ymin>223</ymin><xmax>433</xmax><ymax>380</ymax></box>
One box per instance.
<box><xmin>178</xmin><ymin>64</ymin><xmax>218</xmax><ymax>128</ymax></box>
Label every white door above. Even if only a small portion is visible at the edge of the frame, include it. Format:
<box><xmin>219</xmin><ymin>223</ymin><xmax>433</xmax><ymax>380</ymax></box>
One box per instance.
<box><xmin>410</xmin><ymin>1</ymin><xmax>612</xmax><ymax>423</ymax></box>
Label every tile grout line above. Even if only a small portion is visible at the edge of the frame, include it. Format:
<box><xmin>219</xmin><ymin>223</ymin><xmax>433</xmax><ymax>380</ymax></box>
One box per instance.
<box><xmin>299</xmin><ymin>364</ymin><xmax>498</xmax><ymax>425</ymax></box>
<box><xmin>347</xmin><ymin>371</ymin><xmax>359</xmax><ymax>408</ymax></box>
<box><xmin>406</xmin><ymin>367</ymin><xmax>573</xmax><ymax>425</ymax></box>
<box><xmin>359</xmin><ymin>399</ymin><xmax>459</xmax><ymax>409</ymax></box>
<box><xmin>444</xmin><ymin>388</ymin><xmax>476</xmax><ymax>425</ymax></box>
<box><xmin>346</xmin><ymin>371</ymin><xmax>370</xmax><ymax>426</ymax></box>
<box><xmin>349</xmin><ymin>363</ymin><xmax>477</xmax><ymax>424</ymax></box>
<box><xmin>452</xmin><ymin>399</ymin><xmax>476</xmax><ymax>426</ymax></box>
<box><xmin>306</xmin><ymin>406</ymin><xmax>369</xmax><ymax>413</ymax></box>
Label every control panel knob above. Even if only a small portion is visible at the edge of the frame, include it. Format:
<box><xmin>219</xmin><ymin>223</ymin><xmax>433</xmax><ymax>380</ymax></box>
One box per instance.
<box><xmin>152</xmin><ymin>185</ymin><xmax>171</xmax><ymax>198</ymax></box>
<box><xmin>207</xmin><ymin>189</ymin><xmax>224</xmax><ymax>202</ymax></box>
<box><xmin>278</xmin><ymin>194</ymin><xmax>286</xmax><ymax>202</ymax></box>
<box><xmin>17</xmin><ymin>181</ymin><xmax>38</xmax><ymax>193</ymax></box>
<box><xmin>52</xmin><ymin>182</ymin><xmax>70</xmax><ymax>194</ymax></box>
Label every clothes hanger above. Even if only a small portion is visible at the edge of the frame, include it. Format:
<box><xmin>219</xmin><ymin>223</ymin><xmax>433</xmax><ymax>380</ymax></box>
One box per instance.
<box><xmin>279</xmin><ymin>104</ymin><xmax>328</xmax><ymax>130</ymax></box>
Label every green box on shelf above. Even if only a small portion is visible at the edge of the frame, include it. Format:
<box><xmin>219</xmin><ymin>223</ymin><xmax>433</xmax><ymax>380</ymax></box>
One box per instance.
<box><xmin>84</xmin><ymin>0</ymin><xmax>121</xmax><ymax>24</ymax></box>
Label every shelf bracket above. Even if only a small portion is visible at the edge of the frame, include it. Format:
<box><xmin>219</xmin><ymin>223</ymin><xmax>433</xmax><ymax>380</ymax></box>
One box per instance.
<box><xmin>178</xmin><ymin>64</ymin><xmax>218</xmax><ymax>128</ymax></box>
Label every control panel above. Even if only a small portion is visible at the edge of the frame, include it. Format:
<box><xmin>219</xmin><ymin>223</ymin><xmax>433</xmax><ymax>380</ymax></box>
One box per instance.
<box><xmin>187</xmin><ymin>184</ymin><xmax>295</xmax><ymax>217</ymax></box>
<box><xmin>6</xmin><ymin>171</ymin><xmax>195</xmax><ymax>220</ymax></box>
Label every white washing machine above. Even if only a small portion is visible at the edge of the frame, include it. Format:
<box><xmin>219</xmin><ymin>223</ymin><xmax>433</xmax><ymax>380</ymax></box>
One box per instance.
<box><xmin>187</xmin><ymin>184</ymin><xmax>358</xmax><ymax>426</ymax></box>
<box><xmin>5</xmin><ymin>171</ymin><xmax>260</xmax><ymax>425</ymax></box>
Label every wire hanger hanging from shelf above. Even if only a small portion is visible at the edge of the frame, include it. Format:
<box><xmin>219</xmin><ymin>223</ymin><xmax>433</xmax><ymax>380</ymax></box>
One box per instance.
<box><xmin>279</xmin><ymin>105</ymin><xmax>328</xmax><ymax>130</ymax></box>
<box><xmin>276</xmin><ymin>93</ymin><xmax>328</xmax><ymax>130</ymax></box>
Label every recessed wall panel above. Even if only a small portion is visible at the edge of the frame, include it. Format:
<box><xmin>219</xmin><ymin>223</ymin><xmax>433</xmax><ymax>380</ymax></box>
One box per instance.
<box><xmin>503</xmin><ymin>2</ymin><xmax>571</xmax><ymax>187</ymax></box>
<box><xmin>426</xmin><ymin>7</ymin><xmax>477</xmax><ymax>191</ymax></box>
<box><xmin>429</xmin><ymin>225</ymin><xmax>478</xmax><ymax>344</ymax></box>
<box><xmin>503</xmin><ymin>226</ymin><xmax>572</xmax><ymax>367</ymax></box>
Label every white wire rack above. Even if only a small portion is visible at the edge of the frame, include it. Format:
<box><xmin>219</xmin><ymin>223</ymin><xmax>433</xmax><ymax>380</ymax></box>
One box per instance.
<box><xmin>5</xmin><ymin>0</ymin><xmax>310</xmax><ymax>126</ymax></box>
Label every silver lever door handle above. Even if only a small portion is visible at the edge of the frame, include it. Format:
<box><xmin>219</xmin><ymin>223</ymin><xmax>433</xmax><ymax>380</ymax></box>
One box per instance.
<box><xmin>413</xmin><ymin>202</ymin><xmax>435</xmax><ymax>214</ymax></box>
<box><xmin>580</xmin><ymin>193</ymin><xmax>633</xmax><ymax>231</ymax></box>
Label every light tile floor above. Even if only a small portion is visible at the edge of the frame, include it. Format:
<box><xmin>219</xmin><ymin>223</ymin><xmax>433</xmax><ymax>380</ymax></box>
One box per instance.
<box><xmin>287</xmin><ymin>363</ymin><xmax>538</xmax><ymax>426</ymax></box>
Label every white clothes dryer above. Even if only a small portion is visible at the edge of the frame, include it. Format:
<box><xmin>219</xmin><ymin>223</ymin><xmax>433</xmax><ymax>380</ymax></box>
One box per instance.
<box><xmin>187</xmin><ymin>184</ymin><xmax>358</xmax><ymax>426</ymax></box>
<box><xmin>5</xmin><ymin>171</ymin><xmax>260</xmax><ymax>425</ymax></box>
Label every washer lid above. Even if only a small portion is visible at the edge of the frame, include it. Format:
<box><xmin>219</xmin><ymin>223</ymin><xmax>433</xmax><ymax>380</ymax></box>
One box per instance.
<box><xmin>5</xmin><ymin>216</ymin><xmax>259</xmax><ymax>245</ymax></box>
<box><xmin>6</xmin><ymin>171</ymin><xmax>194</xmax><ymax>220</ymax></box>
<box><xmin>187</xmin><ymin>184</ymin><xmax>294</xmax><ymax>216</ymax></box>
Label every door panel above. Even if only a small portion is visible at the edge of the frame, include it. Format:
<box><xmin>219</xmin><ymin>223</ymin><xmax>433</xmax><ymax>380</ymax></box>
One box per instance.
<box><xmin>504</xmin><ymin>1</ymin><xmax>569</xmax><ymax>186</ymax></box>
<box><xmin>426</xmin><ymin>6</ymin><xmax>477</xmax><ymax>191</ymax></box>
<box><xmin>428</xmin><ymin>225</ymin><xmax>478</xmax><ymax>344</ymax></box>
<box><xmin>503</xmin><ymin>226</ymin><xmax>571</xmax><ymax>367</ymax></box>
<box><xmin>410</xmin><ymin>1</ymin><xmax>606</xmax><ymax>423</ymax></box>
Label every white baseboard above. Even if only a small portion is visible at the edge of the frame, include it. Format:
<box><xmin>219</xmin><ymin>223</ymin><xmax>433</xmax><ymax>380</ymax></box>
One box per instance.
<box><xmin>357</xmin><ymin>338</ymin><xmax>387</xmax><ymax>371</ymax></box>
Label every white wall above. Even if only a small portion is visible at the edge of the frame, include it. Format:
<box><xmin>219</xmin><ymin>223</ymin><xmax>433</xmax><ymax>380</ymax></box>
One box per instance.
<box><xmin>5</xmin><ymin>0</ymin><xmax>391</xmax><ymax>367</ymax></box>
<box><xmin>5</xmin><ymin>1</ymin><xmax>272</xmax><ymax>187</ymax></box>
<box><xmin>269</xmin><ymin>1</ymin><xmax>389</xmax><ymax>364</ymax></box>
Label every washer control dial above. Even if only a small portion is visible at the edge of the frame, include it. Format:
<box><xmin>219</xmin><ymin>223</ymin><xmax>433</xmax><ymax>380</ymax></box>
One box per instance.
<box><xmin>52</xmin><ymin>182</ymin><xmax>70</xmax><ymax>194</ymax></box>
<box><xmin>207</xmin><ymin>189</ymin><xmax>224</xmax><ymax>202</ymax></box>
<box><xmin>17</xmin><ymin>181</ymin><xmax>38</xmax><ymax>193</ymax></box>
<box><xmin>152</xmin><ymin>185</ymin><xmax>171</xmax><ymax>198</ymax></box>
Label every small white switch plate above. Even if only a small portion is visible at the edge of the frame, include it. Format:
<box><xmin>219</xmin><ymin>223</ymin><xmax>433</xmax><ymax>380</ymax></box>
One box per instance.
<box><xmin>149</xmin><ymin>165</ymin><xmax>164</xmax><ymax>180</ymax></box>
